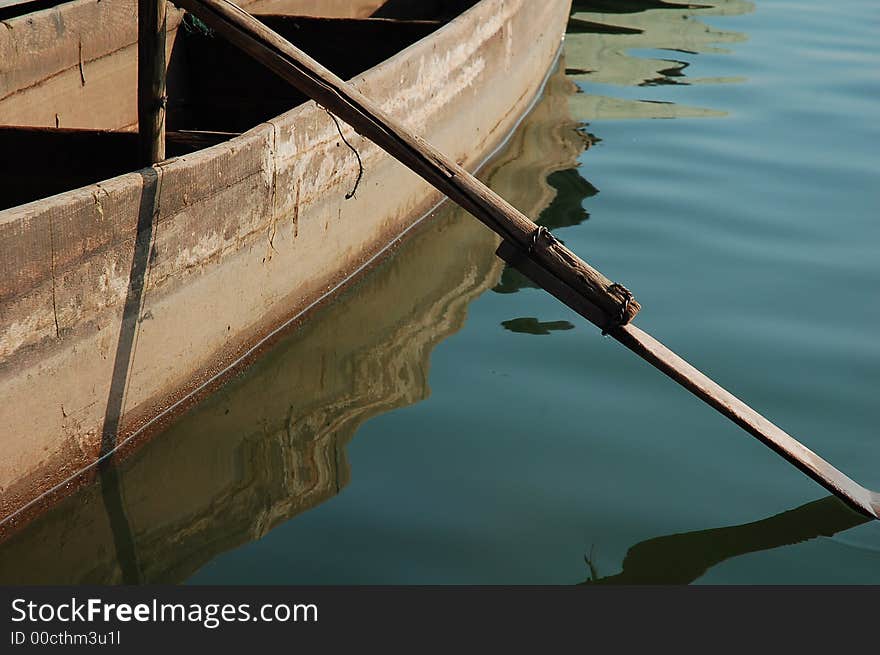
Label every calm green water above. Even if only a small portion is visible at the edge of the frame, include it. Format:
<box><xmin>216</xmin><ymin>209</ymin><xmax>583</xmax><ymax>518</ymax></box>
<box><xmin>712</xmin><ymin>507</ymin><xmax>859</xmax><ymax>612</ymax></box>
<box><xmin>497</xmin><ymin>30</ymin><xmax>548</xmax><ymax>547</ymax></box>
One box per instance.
<box><xmin>3</xmin><ymin>0</ymin><xmax>878</xmax><ymax>584</ymax></box>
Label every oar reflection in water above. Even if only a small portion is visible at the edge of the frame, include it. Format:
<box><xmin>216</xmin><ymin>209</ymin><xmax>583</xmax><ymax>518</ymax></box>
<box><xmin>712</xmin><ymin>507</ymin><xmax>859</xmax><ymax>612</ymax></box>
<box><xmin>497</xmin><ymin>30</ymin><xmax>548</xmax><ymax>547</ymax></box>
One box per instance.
<box><xmin>581</xmin><ymin>497</ymin><xmax>869</xmax><ymax>585</ymax></box>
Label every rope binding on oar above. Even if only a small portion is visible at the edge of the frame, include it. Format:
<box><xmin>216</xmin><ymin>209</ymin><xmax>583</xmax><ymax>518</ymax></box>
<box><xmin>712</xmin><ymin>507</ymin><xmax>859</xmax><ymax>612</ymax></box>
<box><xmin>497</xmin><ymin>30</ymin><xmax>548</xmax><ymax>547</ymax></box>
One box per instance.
<box><xmin>526</xmin><ymin>225</ymin><xmax>635</xmax><ymax>335</ymax></box>
<box><xmin>602</xmin><ymin>282</ymin><xmax>634</xmax><ymax>335</ymax></box>
<box><xmin>528</xmin><ymin>225</ymin><xmax>555</xmax><ymax>254</ymax></box>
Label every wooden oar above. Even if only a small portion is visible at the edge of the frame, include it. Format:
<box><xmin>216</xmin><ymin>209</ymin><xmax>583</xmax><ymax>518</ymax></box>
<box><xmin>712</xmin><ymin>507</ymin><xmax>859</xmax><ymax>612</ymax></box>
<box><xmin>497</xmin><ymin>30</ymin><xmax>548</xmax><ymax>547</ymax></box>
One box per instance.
<box><xmin>172</xmin><ymin>0</ymin><xmax>879</xmax><ymax>520</ymax></box>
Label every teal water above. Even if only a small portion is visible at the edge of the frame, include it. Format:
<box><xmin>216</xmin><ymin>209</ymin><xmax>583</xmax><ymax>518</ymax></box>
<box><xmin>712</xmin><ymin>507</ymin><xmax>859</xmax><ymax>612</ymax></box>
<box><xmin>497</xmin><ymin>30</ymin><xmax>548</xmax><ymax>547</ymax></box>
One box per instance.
<box><xmin>190</xmin><ymin>0</ymin><xmax>880</xmax><ymax>584</ymax></box>
<box><xmin>3</xmin><ymin>0</ymin><xmax>878</xmax><ymax>584</ymax></box>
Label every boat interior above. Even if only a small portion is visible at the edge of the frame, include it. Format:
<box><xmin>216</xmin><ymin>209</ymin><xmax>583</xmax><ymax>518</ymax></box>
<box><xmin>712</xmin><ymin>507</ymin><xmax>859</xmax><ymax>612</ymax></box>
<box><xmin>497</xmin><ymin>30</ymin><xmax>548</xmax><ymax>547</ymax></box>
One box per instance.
<box><xmin>0</xmin><ymin>0</ymin><xmax>481</xmax><ymax>211</ymax></box>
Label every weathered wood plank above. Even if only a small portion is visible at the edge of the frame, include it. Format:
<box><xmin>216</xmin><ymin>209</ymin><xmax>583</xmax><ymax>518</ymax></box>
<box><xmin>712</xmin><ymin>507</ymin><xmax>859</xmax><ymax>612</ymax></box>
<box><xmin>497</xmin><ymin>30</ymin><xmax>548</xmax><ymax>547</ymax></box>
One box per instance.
<box><xmin>138</xmin><ymin>0</ymin><xmax>167</xmax><ymax>164</ymax></box>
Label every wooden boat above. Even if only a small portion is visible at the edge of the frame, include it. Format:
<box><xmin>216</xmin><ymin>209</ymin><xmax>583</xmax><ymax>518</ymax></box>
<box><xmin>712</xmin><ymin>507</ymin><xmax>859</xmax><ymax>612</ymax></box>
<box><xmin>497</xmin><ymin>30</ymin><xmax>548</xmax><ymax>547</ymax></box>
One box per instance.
<box><xmin>0</xmin><ymin>0</ymin><xmax>571</xmax><ymax>531</ymax></box>
<box><xmin>0</xmin><ymin>62</ymin><xmax>587</xmax><ymax>580</ymax></box>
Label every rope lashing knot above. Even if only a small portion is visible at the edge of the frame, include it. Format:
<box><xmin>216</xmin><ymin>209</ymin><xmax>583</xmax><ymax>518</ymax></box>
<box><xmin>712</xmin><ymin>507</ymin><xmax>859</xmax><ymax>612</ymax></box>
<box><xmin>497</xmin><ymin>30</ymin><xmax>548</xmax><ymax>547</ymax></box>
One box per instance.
<box><xmin>528</xmin><ymin>225</ymin><xmax>556</xmax><ymax>255</ymax></box>
<box><xmin>602</xmin><ymin>282</ymin><xmax>634</xmax><ymax>335</ymax></box>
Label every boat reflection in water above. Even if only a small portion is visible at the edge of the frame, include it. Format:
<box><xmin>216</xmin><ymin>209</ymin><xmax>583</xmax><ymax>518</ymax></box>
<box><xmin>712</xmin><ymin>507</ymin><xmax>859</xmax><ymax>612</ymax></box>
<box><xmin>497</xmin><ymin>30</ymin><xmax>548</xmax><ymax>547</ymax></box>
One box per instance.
<box><xmin>580</xmin><ymin>497</ymin><xmax>869</xmax><ymax>585</ymax></box>
<box><xmin>493</xmin><ymin>0</ymin><xmax>754</xmax><ymax>297</ymax></box>
<box><xmin>0</xmin><ymin>61</ymin><xmax>587</xmax><ymax>584</ymax></box>
<box><xmin>565</xmin><ymin>0</ymin><xmax>754</xmax><ymax>119</ymax></box>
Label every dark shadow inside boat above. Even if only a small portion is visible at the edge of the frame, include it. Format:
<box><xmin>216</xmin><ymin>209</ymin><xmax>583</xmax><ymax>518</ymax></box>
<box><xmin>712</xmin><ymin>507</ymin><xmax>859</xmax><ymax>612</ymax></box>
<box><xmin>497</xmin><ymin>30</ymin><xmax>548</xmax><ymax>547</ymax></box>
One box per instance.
<box><xmin>0</xmin><ymin>6</ymin><xmax>469</xmax><ymax>211</ymax></box>
<box><xmin>369</xmin><ymin>0</ymin><xmax>478</xmax><ymax>21</ymax></box>
<box><xmin>0</xmin><ymin>0</ymin><xmax>60</xmax><ymax>21</ymax></box>
<box><xmin>579</xmin><ymin>496</ymin><xmax>869</xmax><ymax>585</ymax></box>
<box><xmin>168</xmin><ymin>12</ymin><xmax>444</xmax><ymax>132</ymax></box>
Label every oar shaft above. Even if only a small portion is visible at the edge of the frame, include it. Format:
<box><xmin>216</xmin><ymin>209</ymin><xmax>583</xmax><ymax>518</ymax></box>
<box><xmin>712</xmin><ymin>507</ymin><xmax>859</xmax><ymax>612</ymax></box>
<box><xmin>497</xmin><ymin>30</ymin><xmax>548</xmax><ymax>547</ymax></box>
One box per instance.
<box><xmin>613</xmin><ymin>324</ymin><xmax>878</xmax><ymax>518</ymax></box>
<box><xmin>171</xmin><ymin>0</ymin><xmax>878</xmax><ymax>519</ymax></box>
<box><xmin>498</xmin><ymin>240</ymin><xmax>879</xmax><ymax>518</ymax></box>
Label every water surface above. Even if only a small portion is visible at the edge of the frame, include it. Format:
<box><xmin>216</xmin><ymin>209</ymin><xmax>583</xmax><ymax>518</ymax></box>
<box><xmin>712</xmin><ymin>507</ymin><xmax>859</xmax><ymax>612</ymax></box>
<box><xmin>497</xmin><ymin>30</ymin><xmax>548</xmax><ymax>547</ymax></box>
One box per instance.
<box><xmin>3</xmin><ymin>0</ymin><xmax>878</xmax><ymax>584</ymax></box>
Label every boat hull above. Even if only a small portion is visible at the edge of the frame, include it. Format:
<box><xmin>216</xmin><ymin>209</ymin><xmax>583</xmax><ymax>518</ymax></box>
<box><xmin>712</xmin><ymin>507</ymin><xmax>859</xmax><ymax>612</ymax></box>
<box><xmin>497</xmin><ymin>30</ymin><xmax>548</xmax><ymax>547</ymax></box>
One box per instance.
<box><xmin>0</xmin><ymin>0</ymin><xmax>570</xmax><ymax>529</ymax></box>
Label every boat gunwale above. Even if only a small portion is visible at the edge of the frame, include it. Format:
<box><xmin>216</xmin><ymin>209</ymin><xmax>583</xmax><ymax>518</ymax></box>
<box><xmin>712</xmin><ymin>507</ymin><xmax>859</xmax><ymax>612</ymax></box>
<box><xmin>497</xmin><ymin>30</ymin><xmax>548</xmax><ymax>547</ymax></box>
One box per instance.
<box><xmin>0</xmin><ymin>0</ymin><xmax>489</xmax><ymax>223</ymax></box>
<box><xmin>0</xmin><ymin>0</ymin><xmax>507</xmax><ymax>330</ymax></box>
